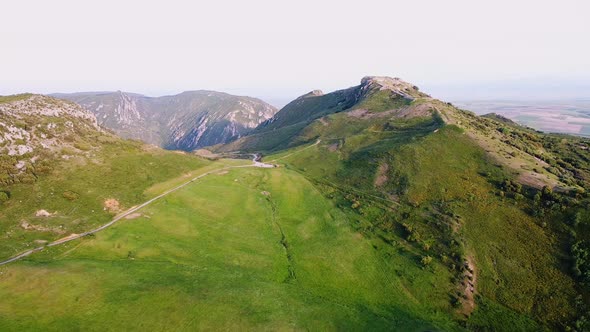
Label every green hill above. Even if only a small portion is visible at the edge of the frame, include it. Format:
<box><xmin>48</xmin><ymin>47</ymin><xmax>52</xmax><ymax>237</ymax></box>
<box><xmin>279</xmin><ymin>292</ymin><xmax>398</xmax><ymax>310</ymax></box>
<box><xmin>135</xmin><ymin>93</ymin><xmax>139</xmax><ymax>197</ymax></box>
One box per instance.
<box><xmin>1</xmin><ymin>78</ymin><xmax>590</xmax><ymax>331</ymax></box>
<box><xmin>213</xmin><ymin>76</ymin><xmax>590</xmax><ymax>330</ymax></box>
<box><xmin>0</xmin><ymin>94</ymin><xmax>212</xmax><ymax>260</ymax></box>
<box><xmin>216</xmin><ymin>76</ymin><xmax>428</xmax><ymax>152</ymax></box>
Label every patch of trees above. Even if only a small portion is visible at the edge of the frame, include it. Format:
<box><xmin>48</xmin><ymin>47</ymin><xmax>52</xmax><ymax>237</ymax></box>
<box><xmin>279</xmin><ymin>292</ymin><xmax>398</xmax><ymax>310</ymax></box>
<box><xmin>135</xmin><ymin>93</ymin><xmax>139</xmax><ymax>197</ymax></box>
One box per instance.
<box><xmin>572</xmin><ymin>241</ymin><xmax>590</xmax><ymax>284</ymax></box>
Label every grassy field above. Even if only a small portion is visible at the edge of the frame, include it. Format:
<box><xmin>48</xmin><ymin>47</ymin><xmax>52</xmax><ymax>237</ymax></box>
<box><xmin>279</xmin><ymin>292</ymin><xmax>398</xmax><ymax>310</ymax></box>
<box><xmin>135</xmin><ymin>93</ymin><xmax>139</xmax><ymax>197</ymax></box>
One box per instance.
<box><xmin>0</xmin><ymin>142</ymin><xmax>212</xmax><ymax>260</ymax></box>
<box><xmin>0</xmin><ymin>166</ymin><xmax>461</xmax><ymax>331</ymax></box>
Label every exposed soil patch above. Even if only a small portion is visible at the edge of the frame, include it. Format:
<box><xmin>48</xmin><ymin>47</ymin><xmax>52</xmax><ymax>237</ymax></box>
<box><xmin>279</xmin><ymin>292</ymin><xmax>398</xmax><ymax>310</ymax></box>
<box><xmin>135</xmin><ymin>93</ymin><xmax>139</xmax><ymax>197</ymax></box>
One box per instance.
<box><xmin>318</xmin><ymin>117</ymin><xmax>329</xmax><ymax>126</ymax></box>
<box><xmin>35</xmin><ymin>209</ymin><xmax>53</xmax><ymax>217</ymax></box>
<box><xmin>124</xmin><ymin>212</ymin><xmax>142</xmax><ymax>220</ymax></box>
<box><xmin>261</xmin><ymin>191</ymin><xmax>271</xmax><ymax>196</ymax></box>
<box><xmin>347</xmin><ymin>108</ymin><xmax>390</xmax><ymax>119</ymax></box>
<box><xmin>327</xmin><ymin>143</ymin><xmax>339</xmax><ymax>152</ymax></box>
<box><xmin>103</xmin><ymin>198</ymin><xmax>122</xmax><ymax>214</ymax></box>
<box><xmin>374</xmin><ymin>163</ymin><xmax>389</xmax><ymax>187</ymax></box>
<box><xmin>397</xmin><ymin>103</ymin><xmax>433</xmax><ymax>118</ymax></box>
<box><xmin>460</xmin><ymin>255</ymin><xmax>477</xmax><ymax>317</ymax></box>
<box><xmin>348</xmin><ymin>104</ymin><xmax>433</xmax><ymax>119</ymax></box>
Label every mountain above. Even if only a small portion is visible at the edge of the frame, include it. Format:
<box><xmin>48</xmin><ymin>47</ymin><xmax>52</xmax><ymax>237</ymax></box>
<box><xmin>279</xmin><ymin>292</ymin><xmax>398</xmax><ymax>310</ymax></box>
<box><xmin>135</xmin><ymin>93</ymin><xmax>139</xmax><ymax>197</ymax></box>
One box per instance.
<box><xmin>212</xmin><ymin>76</ymin><xmax>590</xmax><ymax>329</ymax></box>
<box><xmin>216</xmin><ymin>76</ymin><xmax>585</xmax><ymax>190</ymax></box>
<box><xmin>53</xmin><ymin>90</ymin><xmax>277</xmax><ymax>151</ymax></box>
<box><xmin>216</xmin><ymin>76</ymin><xmax>428</xmax><ymax>152</ymax></box>
<box><xmin>2</xmin><ymin>78</ymin><xmax>590</xmax><ymax>331</ymax></box>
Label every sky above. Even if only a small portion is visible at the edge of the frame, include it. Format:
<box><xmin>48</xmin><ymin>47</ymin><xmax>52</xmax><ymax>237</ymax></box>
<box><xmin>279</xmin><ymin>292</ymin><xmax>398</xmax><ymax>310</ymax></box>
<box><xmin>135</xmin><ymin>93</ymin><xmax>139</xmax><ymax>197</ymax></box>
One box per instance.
<box><xmin>1</xmin><ymin>0</ymin><xmax>589</xmax><ymax>105</ymax></box>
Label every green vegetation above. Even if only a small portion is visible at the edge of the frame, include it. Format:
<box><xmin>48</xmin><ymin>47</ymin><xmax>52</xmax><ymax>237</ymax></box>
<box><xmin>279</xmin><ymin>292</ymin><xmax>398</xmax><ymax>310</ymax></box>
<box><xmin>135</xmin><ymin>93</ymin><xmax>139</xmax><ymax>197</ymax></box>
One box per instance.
<box><xmin>0</xmin><ymin>140</ymin><xmax>210</xmax><ymax>260</ymax></box>
<box><xmin>355</xmin><ymin>89</ymin><xmax>411</xmax><ymax>113</ymax></box>
<box><xmin>0</xmin><ymin>93</ymin><xmax>34</xmax><ymax>104</ymax></box>
<box><xmin>3</xmin><ymin>79</ymin><xmax>590</xmax><ymax>330</ymax></box>
<box><xmin>263</xmin><ymin>110</ymin><xmax>587</xmax><ymax>329</ymax></box>
<box><xmin>0</xmin><ymin>167</ymin><xmax>460</xmax><ymax>331</ymax></box>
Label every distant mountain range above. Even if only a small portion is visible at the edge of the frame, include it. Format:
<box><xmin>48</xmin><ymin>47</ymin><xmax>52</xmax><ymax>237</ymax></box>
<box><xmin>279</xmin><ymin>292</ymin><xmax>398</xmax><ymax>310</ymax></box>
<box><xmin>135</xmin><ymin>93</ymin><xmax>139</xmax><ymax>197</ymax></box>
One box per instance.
<box><xmin>52</xmin><ymin>91</ymin><xmax>277</xmax><ymax>151</ymax></box>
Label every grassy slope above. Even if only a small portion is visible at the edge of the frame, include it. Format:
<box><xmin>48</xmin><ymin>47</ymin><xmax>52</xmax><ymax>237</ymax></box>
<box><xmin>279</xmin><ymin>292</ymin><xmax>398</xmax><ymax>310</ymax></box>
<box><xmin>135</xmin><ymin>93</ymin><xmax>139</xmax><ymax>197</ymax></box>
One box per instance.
<box><xmin>0</xmin><ymin>167</ymin><xmax>461</xmax><ymax>331</ymax></box>
<box><xmin>0</xmin><ymin>141</ymin><xmax>211</xmax><ymax>260</ymax></box>
<box><xmin>265</xmin><ymin>112</ymin><xmax>579</xmax><ymax>329</ymax></box>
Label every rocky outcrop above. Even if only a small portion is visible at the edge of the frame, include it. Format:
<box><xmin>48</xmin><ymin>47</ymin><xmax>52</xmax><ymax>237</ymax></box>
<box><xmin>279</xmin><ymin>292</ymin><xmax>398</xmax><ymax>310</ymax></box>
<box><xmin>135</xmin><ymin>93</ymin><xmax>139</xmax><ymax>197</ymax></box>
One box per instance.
<box><xmin>0</xmin><ymin>94</ymin><xmax>116</xmax><ymax>186</ymax></box>
<box><xmin>54</xmin><ymin>91</ymin><xmax>278</xmax><ymax>151</ymax></box>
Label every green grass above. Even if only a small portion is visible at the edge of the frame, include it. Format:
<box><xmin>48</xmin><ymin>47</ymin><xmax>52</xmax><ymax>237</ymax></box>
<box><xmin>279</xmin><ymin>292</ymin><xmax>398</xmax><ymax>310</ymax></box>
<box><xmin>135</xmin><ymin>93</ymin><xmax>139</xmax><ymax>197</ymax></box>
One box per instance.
<box><xmin>0</xmin><ymin>167</ymin><xmax>461</xmax><ymax>331</ymax></box>
<box><xmin>2</xmin><ymin>89</ymin><xmax>589</xmax><ymax>330</ymax></box>
<box><xmin>265</xmin><ymin>119</ymin><xmax>580</xmax><ymax>329</ymax></box>
<box><xmin>355</xmin><ymin>89</ymin><xmax>411</xmax><ymax>113</ymax></box>
<box><xmin>0</xmin><ymin>142</ymin><xmax>211</xmax><ymax>260</ymax></box>
<box><xmin>0</xmin><ymin>94</ymin><xmax>34</xmax><ymax>104</ymax></box>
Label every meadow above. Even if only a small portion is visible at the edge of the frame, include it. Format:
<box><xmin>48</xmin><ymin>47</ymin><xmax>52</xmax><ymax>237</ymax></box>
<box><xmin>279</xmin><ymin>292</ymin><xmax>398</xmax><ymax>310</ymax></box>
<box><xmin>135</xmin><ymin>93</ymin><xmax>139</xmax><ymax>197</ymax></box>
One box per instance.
<box><xmin>0</xmin><ymin>140</ymin><xmax>212</xmax><ymax>260</ymax></box>
<box><xmin>0</xmin><ymin>166</ymin><xmax>461</xmax><ymax>331</ymax></box>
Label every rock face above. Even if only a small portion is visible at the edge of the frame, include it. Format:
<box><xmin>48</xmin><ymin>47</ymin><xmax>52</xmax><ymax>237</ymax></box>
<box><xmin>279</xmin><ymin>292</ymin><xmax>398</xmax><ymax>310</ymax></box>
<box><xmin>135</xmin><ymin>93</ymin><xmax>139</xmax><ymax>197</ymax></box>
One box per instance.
<box><xmin>0</xmin><ymin>94</ymin><xmax>114</xmax><ymax>186</ymax></box>
<box><xmin>0</xmin><ymin>94</ymin><xmax>101</xmax><ymax>157</ymax></box>
<box><xmin>358</xmin><ymin>76</ymin><xmax>424</xmax><ymax>100</ymax></box>
<box><xmin>53</xmin><ymin>90</ymin><xmax>278</xmax><ymax>151</ymax></box>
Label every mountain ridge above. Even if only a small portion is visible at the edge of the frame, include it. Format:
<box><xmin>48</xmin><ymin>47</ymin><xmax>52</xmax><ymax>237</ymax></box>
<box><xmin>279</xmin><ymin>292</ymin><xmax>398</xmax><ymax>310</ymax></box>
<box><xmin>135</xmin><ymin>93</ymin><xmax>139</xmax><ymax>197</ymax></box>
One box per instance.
<box><xmin>53</xmin><ymin>90</ymin><xmax>278</xmax><ymax>151</ymax></box>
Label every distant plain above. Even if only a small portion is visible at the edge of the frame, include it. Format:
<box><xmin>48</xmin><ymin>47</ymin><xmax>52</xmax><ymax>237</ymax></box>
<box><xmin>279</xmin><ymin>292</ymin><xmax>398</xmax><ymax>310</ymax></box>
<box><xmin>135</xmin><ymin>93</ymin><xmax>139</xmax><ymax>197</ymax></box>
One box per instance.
<box><xmin>455</xmin><ymin>100</ymin><xmax>590</xmax><ymax>137</ymax></box>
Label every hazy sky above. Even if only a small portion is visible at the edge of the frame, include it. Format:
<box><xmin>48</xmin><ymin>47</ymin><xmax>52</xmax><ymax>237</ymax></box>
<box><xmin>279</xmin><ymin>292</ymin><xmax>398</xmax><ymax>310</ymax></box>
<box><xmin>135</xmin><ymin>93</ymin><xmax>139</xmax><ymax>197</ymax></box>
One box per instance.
<box><xmin>1</xmin><ymin>0</ymin><xmax>589</xmax><ymax>103</ymax></box>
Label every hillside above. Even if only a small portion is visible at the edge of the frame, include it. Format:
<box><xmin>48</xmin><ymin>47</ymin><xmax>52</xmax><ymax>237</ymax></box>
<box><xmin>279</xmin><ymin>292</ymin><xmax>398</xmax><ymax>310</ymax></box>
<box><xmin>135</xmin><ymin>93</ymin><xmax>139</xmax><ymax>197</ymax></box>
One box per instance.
<box><xmin>0</xmin><ymin>94</ymin><xmax>212</xmax><ymax>259</ymax></box>
<box><xmin>2</xmin><ymin>79</ymin><xmax>590</xmax><ymax>331</ymax></box>
<box><xmin>216</xmin><ymin>76</ymin><xmax>429</xmax><ymax>152</ymax></box>
<box><xmin>53</xmin><ymin>90</ymin><xmax>277</xmax><ymax>151</ymax></box>
<box><xmin>214</xmin><ymin>76</ymin><xmax>590</xmax><ymax>330</ymax></box>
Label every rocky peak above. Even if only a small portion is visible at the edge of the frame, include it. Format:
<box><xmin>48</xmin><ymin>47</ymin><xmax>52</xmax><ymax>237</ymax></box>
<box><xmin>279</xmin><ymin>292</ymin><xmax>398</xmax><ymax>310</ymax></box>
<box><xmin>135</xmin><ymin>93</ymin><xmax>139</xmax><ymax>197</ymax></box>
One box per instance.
<box><xmin>359</xmin><ymin>76</ymin><xmax>423</xmax><ymax>100</ymax></box>
<box><xmin>0</xmin><ymin>94</ymin><xmax>98</xmax><ymax>126</ymax></box>
<box><xmin>297</xmin><ymin>90</ymin><xmax>324</xmax><ymax>100</ymax></box>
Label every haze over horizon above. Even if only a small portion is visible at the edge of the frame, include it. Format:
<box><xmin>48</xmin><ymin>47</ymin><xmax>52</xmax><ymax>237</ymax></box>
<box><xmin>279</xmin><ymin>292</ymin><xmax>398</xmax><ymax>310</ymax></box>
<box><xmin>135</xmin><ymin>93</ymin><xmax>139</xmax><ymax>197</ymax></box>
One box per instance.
<box><xmin>1</xmin><ymin>0</ymin><xmax>589</xmax><ymax>104</ymax></box>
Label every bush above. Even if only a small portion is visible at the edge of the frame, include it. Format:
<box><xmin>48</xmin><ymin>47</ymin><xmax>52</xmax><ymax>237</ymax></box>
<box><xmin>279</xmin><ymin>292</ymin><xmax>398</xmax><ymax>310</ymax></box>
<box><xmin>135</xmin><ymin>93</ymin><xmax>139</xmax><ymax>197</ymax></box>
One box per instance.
<box><xmin>0</xmin><ymin>191</ymin><xmax>9</xmax><ymax>203</ymax></box>
<box><xmin>62</xmin><ymin>191</ymin><xmax>80</xmax><ymax>201</ymax></box>
<box><xmin>421</xmin><ymin>255</ymin><xmax>433</xmax><ymax>266</ymax></box>
<box><xmin>74</xmin><ymin>141</ymin><xmax>92</xmax><ymax>151</ymax></box>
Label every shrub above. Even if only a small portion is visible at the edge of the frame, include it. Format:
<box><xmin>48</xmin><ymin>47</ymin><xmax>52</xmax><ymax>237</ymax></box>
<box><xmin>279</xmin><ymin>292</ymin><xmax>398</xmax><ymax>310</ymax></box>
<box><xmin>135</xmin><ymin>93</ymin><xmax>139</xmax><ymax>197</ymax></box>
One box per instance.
<box><xmin>0</xmin><ymin>191</ymin><xmax>9</xmax><ymax>203</ymax></box>
<box><xmin>421</xmin><ymin>255</ymin><xmax>433</xmax><ymax>266</ymax></box>
<box><xmin>62</xmin><ymin>191</ymin><xmax>80</xmax><ymax>201</ymax></box>
<box><xmin>74</xmin><ymin>141</ymin><xmax>92</xmax><ymax>151</ymax></box>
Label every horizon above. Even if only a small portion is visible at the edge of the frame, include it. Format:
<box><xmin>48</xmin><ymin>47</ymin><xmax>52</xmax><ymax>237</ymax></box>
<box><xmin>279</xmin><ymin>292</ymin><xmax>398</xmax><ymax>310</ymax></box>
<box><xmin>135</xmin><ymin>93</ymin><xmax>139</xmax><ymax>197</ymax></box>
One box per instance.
<box><xmin>8</xmin><ymin>75</ymin><xmax>590</xmax><ymax>109</ymax></box>
<box><xmin>1</xmin><ymin>0</ymin><xmax>588</xmax><ymax>104</ymax></box>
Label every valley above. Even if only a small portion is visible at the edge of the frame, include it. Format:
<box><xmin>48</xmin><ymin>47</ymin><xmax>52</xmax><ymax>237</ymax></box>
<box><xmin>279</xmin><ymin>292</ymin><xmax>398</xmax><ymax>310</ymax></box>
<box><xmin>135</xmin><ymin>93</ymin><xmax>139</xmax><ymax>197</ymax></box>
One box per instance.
<box><xmin>0</xmin><ymin>161</ymin><xmax>460</xmax><ymax>331</ymax></box>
